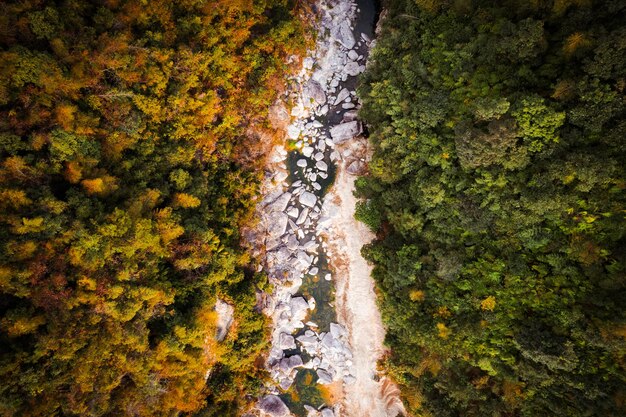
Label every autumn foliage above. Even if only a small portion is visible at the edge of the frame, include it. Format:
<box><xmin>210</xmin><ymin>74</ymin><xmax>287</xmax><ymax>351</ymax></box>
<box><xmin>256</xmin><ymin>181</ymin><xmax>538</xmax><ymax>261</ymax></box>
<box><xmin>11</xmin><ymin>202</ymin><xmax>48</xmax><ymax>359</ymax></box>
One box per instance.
<box><xmin>0</xmin><ymin>0</ymin><xmax>307</xmax><ymax>415</ymax></box>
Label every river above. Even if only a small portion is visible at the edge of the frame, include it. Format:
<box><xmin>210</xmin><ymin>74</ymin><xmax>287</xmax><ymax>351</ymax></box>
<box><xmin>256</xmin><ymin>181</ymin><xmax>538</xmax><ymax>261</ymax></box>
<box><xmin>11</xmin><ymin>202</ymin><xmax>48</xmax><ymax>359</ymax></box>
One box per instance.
<box><xmin>255</xmin><ymin>1</ymin><xmax>404</xmax><ymax>416</ymax></box>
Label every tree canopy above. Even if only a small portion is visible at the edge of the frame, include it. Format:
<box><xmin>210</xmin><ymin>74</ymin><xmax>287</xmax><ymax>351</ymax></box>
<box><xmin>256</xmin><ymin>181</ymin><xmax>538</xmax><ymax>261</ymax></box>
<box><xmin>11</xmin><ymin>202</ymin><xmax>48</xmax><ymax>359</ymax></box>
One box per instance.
<box><xmin>358</xmin><ymin>0</ymin><xmax>625</xmax><ymax>415</ymax></box>
<box><xmin>0</xmin><ymin>1</ymin><xmax>307</xmax><ymax>415</ymax></box>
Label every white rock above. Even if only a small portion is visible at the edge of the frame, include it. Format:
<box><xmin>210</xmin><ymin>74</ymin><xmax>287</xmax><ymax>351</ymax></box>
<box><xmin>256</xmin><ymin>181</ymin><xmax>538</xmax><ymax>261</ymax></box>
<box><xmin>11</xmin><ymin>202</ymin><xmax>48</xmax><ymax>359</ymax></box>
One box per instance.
<box><xmin>287</xmin><ymin>125</ymin><xmax>301</xmax><ymax>139</ymax></box>
<box><xmin>290</xmin><ymin>297</ymin><xmax>310</xmax><ymax>319</ymax></box>
<box><xmin>330</xmin><ymin>121</ymin><xmax>362</xmax><ymax>144</ymax></box>
<box><xmin>279</xmin><ymin>333</ymin><xmax>296</xmax><ymax>350</ymax></box>
<box><xmin>299</xmin><ymin>192</ymin><xmax>317</xmax><ymax>208</ymax></box>
<box><xmin>334</xmin><ymin>21</ymin><xmax>356</xmax><ymax>49</ymax></box>
<box><xmin>342</xmin><ymin>102</ymin><xmax>356</xmax><ymax>109</ymax></box>
<box><xmin>305</xmin><ymin>79</ymin><xmax>326</xmax><ymax>105</ymax></box>
<box><xmin>348</xmin><ymin>50</ymin><xmax>359</xmax><ymax>60</ymax></box>
<box><xmin>258</xmin><ymin>395</ymin><xmax>290</xmax><ymax>417</ymax></box>
<box><xmin>330</xmin><ymin>323</ymin><xmax>347</xmax><ymax>339</ymax></box>
<box><xmin>334</xmin><ymin>88</ymin><xmax>350</xmax><ymax>105</ymax></box>
<box><xmin>324</xmin><ymin>273</ymin><xmax>332</xmax><ymax>281</ymax></box>
<box><xmin>297</xmin><ymin>159</ymin><xmax>307</xmax><ymax>168</ymax></box>
<box><xmin>279</xmin><ymin>378</ymin><xmax>293</xmax><ymax>391</ymax></box>
<box><xmin>303</xmin><ymin>146</ymin><xmax>314</xmax><ymax>157</ymax></box>
<box><xmin>314</xmin><ymin>152</ymin><xmax>324</xmax><ymax>161</ymax></box>
<box><xmin>316</xmin><ymin>369</ymin><xmax>333</xmax><ymax>384</ymax></box>
<box><xmin>274</xmin><ymin>170</ymin><xmax>289</xmax><ymax>183</ymax></box>
<box><xmin>286</xmin><ymin>207</ymin><xmax>299</xmax><ymax>218</ymax></box>
<box><xmin>316</xmin><ymin>161</ymin><xmax>328</xmax><ymax>171</ymax></box>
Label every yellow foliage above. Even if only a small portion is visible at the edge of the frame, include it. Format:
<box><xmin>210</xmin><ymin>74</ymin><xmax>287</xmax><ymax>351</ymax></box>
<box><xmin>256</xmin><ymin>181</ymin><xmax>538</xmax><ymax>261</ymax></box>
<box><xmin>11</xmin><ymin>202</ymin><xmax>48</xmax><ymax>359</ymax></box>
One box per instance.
<box><xmin>6</xmin><ymin>240</ymin><xmax>37</xmax><ymax>261</ymax></box>
<box><xmin>0</xmin><ymin>189</ymin><xmax>32</xmax><ymax>209</ymax></box>
<box><xmin>64</xmin><ymin>161</ymin><xmax>82</xmax><ymax>183</ymax></box>
<box><xmin>3</xmin><ymin>156</ymin><xmax>33</xmax><ymax>179</ymax></box>
<box><xmin>12</xmin><ymin>217</ymin><xmax>45</xmax><ymax>234</ymax></box>
<box><xmin>173</xmin><ymin>193</ymin><xmax>201</xmax><ymax>208</ymax></box>
<box><xmin>436</xmin><ymin>322</ymin><xmax>451</xmax><ymax>339</ymax></box>
<box><xmin>413</xmin><ymin>351</ymin><xmax>442</xmax><ymax>377</ymax></box>
<box><xmin>55</xmin><ymin>103</ymin><xmax>77</xmax><ymax>130</ymax></box>
<box><xmin>481</xmin><ymin>296</ymin><xmax>496</xmax><ymax>311</ymax></box>
<box><xmin>81</xmin><ymin>178</ymin><xmax>104</xmax><ymax>194</ymax></box>
<box><xmin>81</xmin><ymin>175</ymin><xmax>118</xmax><ymax>195</ymax></box>
<box><xmin>30</xmin><ymin>133</ymin><xmax>47</xmax><ymax>151</ymax></box>
<box><xmin>409</xmin><ymin>289</ymin><xmax>425</xmax><ymax>301</ymax></box>
<box><xmin>1</xmin><ymin>314</ymin><xmax>46</xmax><ymax>337</ymax></box>
<box><xmin>563</xmin><ymin>32</ymin><xmax>591</xmax><ymax>56</ymax></box>
<box><xmin>77</xmin><ymin>276</ymin><xmax>97</xmax><ymax>291</ymax></box>
<box><xmin>434</xmin><ymin>306</ymin><xmax>452</xmax><ymax>318</ymax></box>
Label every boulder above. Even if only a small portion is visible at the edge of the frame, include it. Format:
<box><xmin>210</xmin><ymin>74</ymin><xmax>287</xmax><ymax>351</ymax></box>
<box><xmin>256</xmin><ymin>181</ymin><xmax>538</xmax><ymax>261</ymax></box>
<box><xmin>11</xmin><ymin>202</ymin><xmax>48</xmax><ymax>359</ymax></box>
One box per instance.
<box><xmin>290</xmin><ymin>297</ymin><xmax>310</xmax><ymax>319</ymax></box>
<box><xmin>286</xmin><ymin>207</ymin><xmax>299</xmax><ymax>218</ymax></box>
<box><xmin>316</xmin><ymin>369</ymin><xmax>333</xmax><ymax>384</ymax></box>
<box><xmin>286</xmin><ymin>235</ymin><xmax>299</xmax><ymax>251</ymax></box>
<box><xmin>333</xmin><ymin>88</ymin><xmax>350</xmax><ymax>105</ymax></box>
<box><xmin>330</xmin><ymin>121</ymin><xmax>362</xmax><ymax>144</ymax></box>
<box><xmin>267</xmin><ymin>212</ymin><xmax>288</xmax><ymax>240</ymax></box>
<box><xmin>330</xmin><ymin>323</ymin><xmax>346</xmax><ymax>339</ymax></box>
<box><xmin>258</xmin><ymin>395</ymin><xmax>290</xmax><ymax>417</ymax></box>
<box><xmin>267</xmin><ymin>192</ymin><xmax>291</xmax><ymax>213</ymax></box>
<box><xmin>296</xmin><ymin>335</ymin><xmax>318</xmax><ymax>346</ymax></box>
<box><xmin>344</xmin><ymin>61</ymin><xmax>364</xmax><ymax>76</ymax></box>
<box><xmin>296</xmin><ymin>207</ymin><xmax>310</xmax><ymax>225</ymax></box>
<box><xmin>334</xmin><ymin>21</ymin><xmax>356</xmax><ymax>49</ymax></box>
<box><xmin>299</xmin><ymin>192</ymin><xmax>317</xmax><ymax>208</ymax></box>
<box><xmin>305</xmin><ymin>79</ymin><xmax>326</xmax><ymax>105</ymax></box>
<box><xmin>287</xmin><ymin>125</ymin><xmax>301</xmax><ymax>139</ymax></box>
<box><xmin>279</xmin><ymin>378</ymin><xmax>293</xmax><ymax>391</ymax></box>
<box><xmin>316</xmin><ymin>161</ymin><xmax>328</xmax><ymax>171</ymax></box>
<box><xmin>215</xmin><ymin>299</ymin><xmax>234</xmax><ymax>342</ymax></box>
<box><xmin>279</xmin><ymin>333</ymin><xmax>296</xmax><ymax>350</ymax></box>
<box><xmin>297</xmin><ymin>159</ymin><xmax>307</xmax><ymax>168</ymax></box>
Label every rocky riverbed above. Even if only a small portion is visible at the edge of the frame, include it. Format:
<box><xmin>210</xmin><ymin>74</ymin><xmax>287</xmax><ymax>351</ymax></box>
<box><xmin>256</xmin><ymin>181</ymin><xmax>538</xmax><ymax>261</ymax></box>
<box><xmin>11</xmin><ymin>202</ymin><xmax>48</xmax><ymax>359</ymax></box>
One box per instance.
<box><xmin>248</xmin><ymin>1</ymin><xmax>404</xmax><ymax>416</ymax></box>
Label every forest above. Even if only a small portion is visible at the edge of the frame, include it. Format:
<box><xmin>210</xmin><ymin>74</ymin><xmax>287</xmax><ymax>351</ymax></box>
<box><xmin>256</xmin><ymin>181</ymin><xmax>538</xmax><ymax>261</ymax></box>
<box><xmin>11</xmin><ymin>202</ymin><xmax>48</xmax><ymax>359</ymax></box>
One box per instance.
<box><xmin>357</xmin><ymin>0</ymin><xmax>625</xmax><ymax>416</ymax></box>
<box><xmin>0</xmin><ymin>0</ymin><xmax>308</xmax><ymax>416</ymax></box>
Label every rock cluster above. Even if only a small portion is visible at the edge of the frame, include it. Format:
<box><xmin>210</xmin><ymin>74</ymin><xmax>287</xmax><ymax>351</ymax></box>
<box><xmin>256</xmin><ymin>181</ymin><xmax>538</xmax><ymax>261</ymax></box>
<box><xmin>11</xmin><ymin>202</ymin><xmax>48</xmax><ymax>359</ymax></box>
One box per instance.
<box><xmin>256</xmin><ymin>1</ymin><xmax>372</xmax><ymax>416</ymax></box>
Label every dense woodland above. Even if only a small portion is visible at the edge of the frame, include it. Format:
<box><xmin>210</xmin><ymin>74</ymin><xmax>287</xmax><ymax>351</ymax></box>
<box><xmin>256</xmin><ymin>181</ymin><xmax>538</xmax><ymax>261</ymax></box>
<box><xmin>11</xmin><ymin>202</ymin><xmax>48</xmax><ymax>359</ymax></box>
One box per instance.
<box><xmin>0</xmin><ymin>1</ymin><xmax>308</xmax><ymax>416</ymax></box>
<box><xmin>357</xmin><ymin>0</ymin><xmax>625</xmax><ymax>416</ymax></box>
